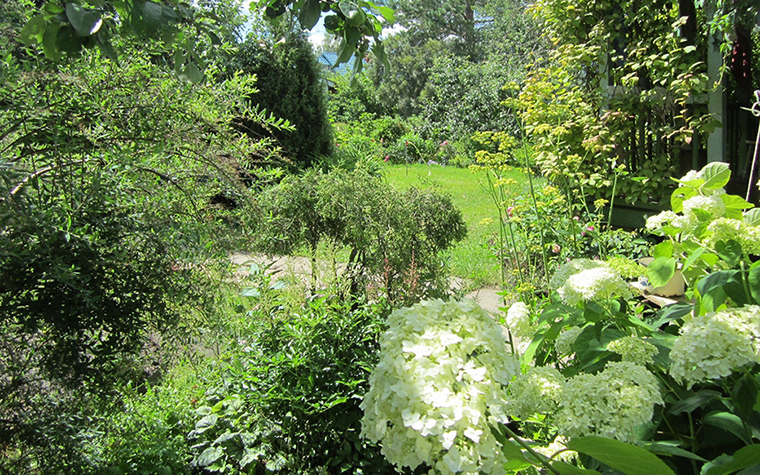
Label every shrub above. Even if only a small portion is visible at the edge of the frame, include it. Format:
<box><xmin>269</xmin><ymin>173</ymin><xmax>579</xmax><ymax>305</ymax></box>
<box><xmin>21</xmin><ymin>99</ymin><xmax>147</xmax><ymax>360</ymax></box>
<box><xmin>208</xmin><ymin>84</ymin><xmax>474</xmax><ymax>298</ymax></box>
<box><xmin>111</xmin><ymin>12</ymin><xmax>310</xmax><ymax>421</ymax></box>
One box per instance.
<box><xmin>188</xmin><ymin>296</ymin><xmax>397</xmax><ymax>474</ymax></box>
<box><xmin>253</xmin><ymin>168</ymin><xmax>467</xmax><ymax>304</ymax></box>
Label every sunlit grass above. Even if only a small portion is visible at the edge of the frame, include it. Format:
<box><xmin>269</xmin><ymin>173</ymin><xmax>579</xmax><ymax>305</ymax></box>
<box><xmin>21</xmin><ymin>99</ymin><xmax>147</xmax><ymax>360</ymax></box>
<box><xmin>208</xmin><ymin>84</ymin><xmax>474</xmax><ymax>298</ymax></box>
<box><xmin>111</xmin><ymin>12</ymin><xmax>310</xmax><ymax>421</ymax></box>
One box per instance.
<box><xmin>382</xmin><ymin>163</ymin><xmax>530</xmax><ymax>287</ymax></box>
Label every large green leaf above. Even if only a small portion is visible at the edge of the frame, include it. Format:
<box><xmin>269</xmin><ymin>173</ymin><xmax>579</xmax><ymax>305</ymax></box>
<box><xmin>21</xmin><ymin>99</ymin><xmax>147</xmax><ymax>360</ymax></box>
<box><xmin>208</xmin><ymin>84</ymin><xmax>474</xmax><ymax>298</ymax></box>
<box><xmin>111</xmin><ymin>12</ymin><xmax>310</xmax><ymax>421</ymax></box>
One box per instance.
<box><xmin>701</xmin><ymin>162</ymin><xmax>731</xmax><ymax>190</ymax></box>
<box><xmin>20</xmin><ymin>14</ymin><xmax>47</xmax><ymax>45</ymax></box>
<box><xmin>65</xmin><ymin>3</ymin><xmax>103</xmax><ymax>37</ymax></box>
<box><xmin>298</xmin><ymin>0</ymin><xmax>322</xmax><ymax>29</ymax></box>
<box><xmin>703</xmin><ymin>445</ymin><xmax>760</xmax><ymax>475</ymax></box>
<box><xmin>647</xmin><ymin>257</ymin><xmax>676</xmax><ymax>288</ymax></box>
<box><xmin>704</xmin><ymin>412</ymin><xmax>752</xmax><ymax>445</ymax></box>
<box><xmin>567</xmin><ymin>437</ymin><xmax>676</xmax><ymax>475</ymax></box>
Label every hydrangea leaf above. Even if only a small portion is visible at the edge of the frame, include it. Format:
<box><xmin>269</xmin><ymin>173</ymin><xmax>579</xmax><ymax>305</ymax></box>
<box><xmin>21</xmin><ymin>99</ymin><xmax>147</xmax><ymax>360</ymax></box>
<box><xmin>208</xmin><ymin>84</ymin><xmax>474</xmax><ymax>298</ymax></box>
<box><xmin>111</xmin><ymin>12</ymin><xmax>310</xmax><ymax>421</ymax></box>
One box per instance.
<box><xmin>715</xmin><ymin>240</ymin><xmax>742</xmax><ymax>267</ymax></box>
<box><xmin>566</xmin><ymin>436</ymin><xmax>676</xmax><ymax>475</ymax></box>
<box><xmin>702</xmin><ymin>444</ymin><xmax>760</xmax><ymax>475</ymax></box>
<box><xmin>748</xmin><ymin>261</ymin><xmax>760</xmax><ymax>304</ymax></box>
<box><xmin>703</xmin><ymin>412</ymin><xmax>752</xmax><ymax>445</ymax></box>
<box><xmin>700</xmin><ymin>162</ymin><xmax>731</xmax><ymax>190</ymax></box>
<box><xmin>744</xmin><ymin>208</ymin><xmax>760</xmax><ymax>226</ymax></box>
<box><xmin>647</xmin><ymin>257</ymin><xmax>675</xmax><ymax>288</ymax></box>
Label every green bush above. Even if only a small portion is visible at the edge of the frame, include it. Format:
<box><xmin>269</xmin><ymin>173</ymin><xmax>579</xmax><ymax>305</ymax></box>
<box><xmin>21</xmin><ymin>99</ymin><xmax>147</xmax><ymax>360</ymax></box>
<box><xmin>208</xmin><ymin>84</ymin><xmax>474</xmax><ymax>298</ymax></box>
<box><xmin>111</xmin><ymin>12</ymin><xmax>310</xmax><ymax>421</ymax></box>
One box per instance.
<box><xmin>226</xmin><ymin>33</ymin><xmax>333</xmax><ymax>169</ymax></box>
<box><xmin>253</xmin><ymin>168</ymin><xmax>467</xmax><ymax>304</ymax></box>
<box><xmin>188</xmin><ymin>296</ymin><xmax>397</xmax><ymax>474</ymax></box>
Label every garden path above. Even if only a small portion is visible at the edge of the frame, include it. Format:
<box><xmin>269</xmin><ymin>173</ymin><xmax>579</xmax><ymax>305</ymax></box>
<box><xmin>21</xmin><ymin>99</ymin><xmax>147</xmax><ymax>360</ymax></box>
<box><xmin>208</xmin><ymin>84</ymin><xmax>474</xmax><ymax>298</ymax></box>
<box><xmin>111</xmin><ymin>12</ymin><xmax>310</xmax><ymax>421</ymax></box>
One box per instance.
<box><xmin>230</xmin><ymin>252</ymin><xmax>504</xmax><ymax>314</ymax></box>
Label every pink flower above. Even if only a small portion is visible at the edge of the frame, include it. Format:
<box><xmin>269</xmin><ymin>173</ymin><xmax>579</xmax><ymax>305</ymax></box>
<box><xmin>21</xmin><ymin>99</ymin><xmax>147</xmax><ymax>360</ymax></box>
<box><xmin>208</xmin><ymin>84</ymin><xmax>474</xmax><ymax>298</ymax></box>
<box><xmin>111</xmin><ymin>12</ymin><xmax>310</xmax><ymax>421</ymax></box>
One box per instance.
<box><xmin>552</xmin><ymin>244</ymin><xmax>561</xmax><ymax>254</ymax></box>
<box><xmin>507</xmin><ymin>207</ymin><xmax>514</xmax><ymax>217</ymax></box>
<box><xmin>384</xmin><ymin>155</ymin><xmax>390</xmax><ymax>162</ymax></box>
<box><xmin>440</xmin><ymin>140</ymin><xmax>449</xmax><ymax>147</ymax></box>
<box><xmin>573</xmin><ymin>216</ymin><xmax>579</xmax><ymax>221</ymax></box>
<box><xmin>587</xmin><ymin>225</ymin><xmax>594</xmax><ymax>232</ymax></box>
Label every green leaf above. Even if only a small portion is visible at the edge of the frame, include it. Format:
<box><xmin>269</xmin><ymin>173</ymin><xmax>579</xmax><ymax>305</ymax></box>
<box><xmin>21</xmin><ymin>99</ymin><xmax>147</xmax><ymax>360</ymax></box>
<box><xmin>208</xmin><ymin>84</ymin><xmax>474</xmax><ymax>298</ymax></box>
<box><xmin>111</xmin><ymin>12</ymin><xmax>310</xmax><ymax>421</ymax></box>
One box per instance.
<box><xmin>732</xmin><ymin>374</ymin><xmax>759</xmax><ymax>419</ymax></box>
<box><xmin>748</xmin><ymin>262</ymin><xmax>760</xmax><ymax>304</ymax></box>
<box><xmin>194</xmin><ymin>413</ymin><xmax>219</xmax><ymax>434</ymax></box>
<box><xmin>195</xmin><ymin>446</ymin><xmax>224</xmax><ymax>467</ymax></box>
<box><xmin>669</xmin><ymin>390</ymin><xmax>721</xmax><ymax>415</ymax></box>
<box><xmin>20</xmin><ymin>14</ymin><xmax>47</xmax><ymax>45</ymax></box>
<box><xmin>703</xmin><ymin>445</ymin><xmax>760</xmax><ymax>475</ymax></box>
<box><xmin>704</xmin><ymin>412</ymin><xmax>752</xmax><ymax>445</ymax></box>
<box><xmin>744</xmin><ymin>208</ymin><xmax>760</xmax><ymax>226</ymax></box>
<box><xmin>698</xmin><ymin>270</ymin><xmax>735</xmax><ymax>312</ymax></box>
<box><xmin>65</xmin><ymin>3</ymin><xmax>103</xmax><ymax>37</ymax></box>
<box><xmin>42</xmin><ymin>22</ymin><xmax>63</xmax><ymax>60</ymax></box>
<box><xmin>298</xmin><ymin>0</ymin><xmax>322</xmax><ymax>29</ymax></box>
<box><xmin>553</xmin><ymin>461</ymin><xmax>602</xmax><ymax>474</ymax></box>
<box><xmin>671</xmin><ymin>187</ymin><xmax>695</xmax><ymax>213</ymax></box>
<box><xmin>701</xmin><ymin>162</ymin><xmax>731</xmax><ymax>190</ymax></box>
<box><xmin>722</xmin><ymin>194</ymin><xmax>754</xmax><ymax>210</ymax></box>
<box><xmin>643</xmin><ymin>442</ymin><xmax>707</xmax><ymax>462</ymax></box>
<box><xmin>647</xmin><ymin>257</ymin><xmax>676</xmax><ymax>288</ymax></box>
<box><xmin>566</xmin><ymin>436</ymin><xmax>676</xmax><ymax>475</ymax></box>
<box><xmin>716</xmin><ymin>240</ymin><xmax>743</xmax><ymax>267</ymax></box>
<box><xmin>652</xmin><ymin>240</ymin><xmax>674</xmax><ymax>258</ymax></box>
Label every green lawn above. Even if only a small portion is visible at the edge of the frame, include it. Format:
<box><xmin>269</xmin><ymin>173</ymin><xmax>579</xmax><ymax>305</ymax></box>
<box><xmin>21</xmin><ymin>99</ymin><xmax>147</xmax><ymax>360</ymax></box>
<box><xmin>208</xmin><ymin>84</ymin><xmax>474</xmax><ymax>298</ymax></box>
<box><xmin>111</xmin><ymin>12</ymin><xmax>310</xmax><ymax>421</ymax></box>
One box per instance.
<box><xmin>382</xmin><ymin>163</ymin><xmax>529</xmax><ymax>287</ymax></box>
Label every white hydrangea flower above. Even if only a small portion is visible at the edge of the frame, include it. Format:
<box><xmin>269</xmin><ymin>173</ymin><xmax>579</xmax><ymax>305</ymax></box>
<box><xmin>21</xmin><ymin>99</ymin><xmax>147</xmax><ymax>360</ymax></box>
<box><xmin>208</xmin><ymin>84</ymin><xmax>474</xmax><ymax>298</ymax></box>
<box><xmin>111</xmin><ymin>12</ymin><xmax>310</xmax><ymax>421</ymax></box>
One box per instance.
<box><xmin>361</xmin><ymin>299</ymin><xmax>519</xmax><ymax>475</ymax></box>
<box><xmin>506</xmin><ymin>366</ymin><xmax>565</xmax><ymax>419</ymax></box>
<box><xmin>705</xmin><ymin>218</ymin><xmax>760</xmax><ymax>256</ymax></box>
<box><xmin>556</xmin><ymin>361</ymin><xmax>663</xmax><ymax>442</ymax></box>
<box><xmin>553</xmin><ymin>260</ymin><xmax>632</xmax><ymax>306</ymax></box>
<box><xmin>549</xmin><ymin>258</ymin><xmax>604</xmax><ymax>290</ymax></box>
<box><xmin>607</xmin><ymin>336</ymin><xmax>658</xmax><ymax>365</ymax></box>
<box><xmin>682</xmin><ymin>195</ymin><xmax>726</xmax><ymax>221</ymax></box>
<box><xmin>645</xmin><ymin>210</ymin><xmax>680</xmax><ymax>233</ymax></box>
<box><xmin>669</xmin><ymin>306</ymin><xmax>760</xmax><ymax>388</ymax></box>
<box><xmin>555</xmin><ymin>326</ymin><xmax>584</xmax><ymax>356</ymax></box>
<box><xmin>505</xmin><ymin>301</ymin><xmax>535</xmax><ymax>343</ymax></box>
<box><xmin>679</xmin><ymin>169</ymin><xmax>702</xmax><ymax>183</ymax></box>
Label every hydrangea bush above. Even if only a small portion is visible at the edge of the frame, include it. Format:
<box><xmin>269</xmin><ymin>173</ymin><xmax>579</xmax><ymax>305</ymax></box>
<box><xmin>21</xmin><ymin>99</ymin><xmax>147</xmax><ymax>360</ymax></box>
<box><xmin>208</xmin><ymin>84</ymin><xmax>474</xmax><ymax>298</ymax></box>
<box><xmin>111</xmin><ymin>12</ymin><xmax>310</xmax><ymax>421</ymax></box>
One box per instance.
<box><xmin>361</xmin><ymin>299</ymin><xmax>519</xmax><ymax>475</ymax></box>
<box><xmin>363</xmin><ymin>163</ymin><xmax>760</xmax><ymax>475</ymax></box>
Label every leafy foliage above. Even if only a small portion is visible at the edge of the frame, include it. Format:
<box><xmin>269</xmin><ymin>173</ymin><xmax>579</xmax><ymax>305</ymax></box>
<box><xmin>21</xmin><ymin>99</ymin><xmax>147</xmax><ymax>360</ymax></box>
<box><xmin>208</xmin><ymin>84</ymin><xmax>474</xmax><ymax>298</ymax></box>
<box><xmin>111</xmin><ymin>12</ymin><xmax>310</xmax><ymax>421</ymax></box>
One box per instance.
<box><xmin>225</xmin><ymin>33</ymin><xmax>333</xmax><ymax>168</ymax></box>
<box><xmin>253</xmin><ymin>168</ymin><xmax>467</xmax><ymax>304</ymax></box>
<box><xmin>189</xmin><ymin>295</ymin><xmax>398</xmax><ymax>474</ymax></box>
<box><xmin>0</xmin><ymin>27</ymin><xmax>280</xmax><ymax>469</ymax></box>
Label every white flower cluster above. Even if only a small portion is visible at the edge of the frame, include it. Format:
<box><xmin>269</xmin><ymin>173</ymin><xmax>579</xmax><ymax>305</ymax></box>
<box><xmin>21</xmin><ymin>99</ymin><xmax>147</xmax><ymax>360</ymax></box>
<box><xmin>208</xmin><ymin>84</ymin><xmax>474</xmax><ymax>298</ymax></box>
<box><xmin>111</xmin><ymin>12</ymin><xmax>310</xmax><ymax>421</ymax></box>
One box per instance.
<box><xmin>551</xmin><ymin>259</ymin><xmax>632</xmax><ymax>306</ymax></box>
<box><xmin>361</xmin><ymin>299</ymin><xmax>520</xmax><ymax>475</ymax></box>
<box><xmin>505</xmin><ymin>302</ymin><xmax>536</xmax><ymax>353</ymax></box>
<box><xmin>670</xmin><ymin>306</ymin><xmax>760</xmax><ymax>388</ymax></box>
<box><xmin>607</xmin><ymin>336</ymin><xmax>658</xmax><ymax>365</ymax></box>
<box><xmin>706</xmin><ymin>218</ymin><xmax>760</xmax><ymax>256</ymax></box>
<box><xmin>682</xmin><ymin>194</ymin><xmax>726</xmax><ymax>222</ymax></box>
<box><xmin>505</xmin><ymin>365</ymin><xmax>564</xmax><ymax>419</ymax></box>
<box><xmin>556</xmin><ymin>361</ymin><xmax>663</xmax><ymax>442</ymax></box>
<box><xmin>534</xmin><ymin>436</ymin><xmax>577</xmax><ymax>464</ymax></box>
<box><xmin>555</xmin><ymin>326</ymin><xmax>584</xmax><ymax>356</ymax></box>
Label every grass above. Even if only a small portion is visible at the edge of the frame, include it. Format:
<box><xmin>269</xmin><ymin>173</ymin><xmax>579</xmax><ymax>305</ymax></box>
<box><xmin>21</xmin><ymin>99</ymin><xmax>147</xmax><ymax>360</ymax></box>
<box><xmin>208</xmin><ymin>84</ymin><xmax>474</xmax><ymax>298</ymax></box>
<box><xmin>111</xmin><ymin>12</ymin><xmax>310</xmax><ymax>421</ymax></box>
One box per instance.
<box><xmin>382</xmin><ymin>163</ymin><xmax>531</xmax><ymax>287</ymax></box>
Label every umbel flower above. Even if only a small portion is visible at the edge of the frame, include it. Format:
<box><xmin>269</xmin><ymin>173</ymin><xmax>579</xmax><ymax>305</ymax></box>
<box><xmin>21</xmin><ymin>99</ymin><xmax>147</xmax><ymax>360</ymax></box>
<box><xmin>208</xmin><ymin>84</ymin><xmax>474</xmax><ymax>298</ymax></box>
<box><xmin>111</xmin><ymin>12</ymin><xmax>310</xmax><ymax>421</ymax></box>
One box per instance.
<box><xmin>506</xmin><ymin>365</ymin><xmax>565</xmax><ymax>419</ymax></box>
<box><xmin>669</xmin><ymin>306</ymin><xmax>760</xmax><ymax>388</ymax></box>
<box><xmin>607</xmin><ymin>336</ymin><xmax>658</xmax><ymax>365</ymax></box>
<box><xmin>550</xmin><ymin>259</ymin><xmax>632</xmax><ymax>306</ymax></box>
<box><xmin>361</xmin><ymin>299</ymin><xmax>519</xmax><ymax>475</ymax></box>
<box><xmin>556</xmin><ymin>361</ymin><xmax>662</xmax><ymax>442</ymax></box>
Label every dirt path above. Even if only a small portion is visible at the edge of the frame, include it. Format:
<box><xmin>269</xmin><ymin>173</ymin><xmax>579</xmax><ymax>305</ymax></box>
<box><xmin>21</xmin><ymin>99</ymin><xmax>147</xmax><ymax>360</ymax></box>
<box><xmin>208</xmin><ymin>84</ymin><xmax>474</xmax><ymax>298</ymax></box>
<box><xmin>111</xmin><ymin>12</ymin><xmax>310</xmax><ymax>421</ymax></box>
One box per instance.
<box><xmin>230</xmin><ymin>252</ymin><xmax>505</xmax><ymax>315</ymax></box>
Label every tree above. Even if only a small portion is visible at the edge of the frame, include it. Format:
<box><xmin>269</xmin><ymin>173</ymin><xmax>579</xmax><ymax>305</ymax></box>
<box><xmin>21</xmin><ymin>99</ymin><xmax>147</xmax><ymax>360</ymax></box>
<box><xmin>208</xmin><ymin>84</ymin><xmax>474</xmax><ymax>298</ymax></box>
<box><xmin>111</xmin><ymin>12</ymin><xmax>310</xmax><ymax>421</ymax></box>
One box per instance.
<box><xmin>225</xmin><ymin>33</ymin><xmax>334</xmax><ymax>168</ymax></box>
<box><xmin>0</xmin><ymin>8</ymin><xmax>285</xmax><ymax>466</ymax></box>
<box><xmin>510</xmin><ymin>0</ymin><xmax>760</xmax><ymax>203</ymax></box>
<box><xmin>21</xmin><ymin>0</ymin><xmax>394</xmax><ymax>81</ymax></box>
